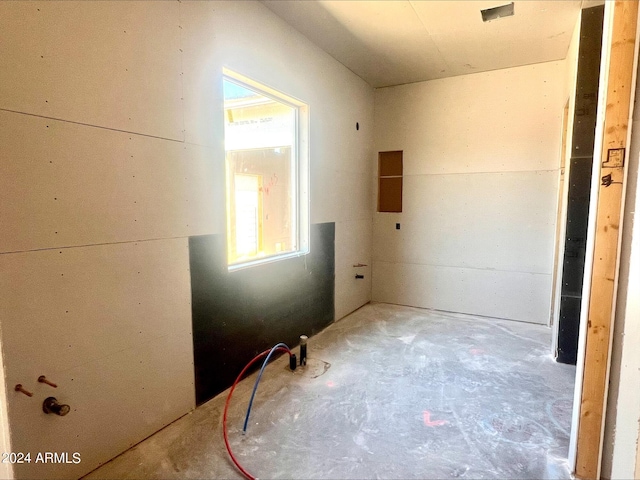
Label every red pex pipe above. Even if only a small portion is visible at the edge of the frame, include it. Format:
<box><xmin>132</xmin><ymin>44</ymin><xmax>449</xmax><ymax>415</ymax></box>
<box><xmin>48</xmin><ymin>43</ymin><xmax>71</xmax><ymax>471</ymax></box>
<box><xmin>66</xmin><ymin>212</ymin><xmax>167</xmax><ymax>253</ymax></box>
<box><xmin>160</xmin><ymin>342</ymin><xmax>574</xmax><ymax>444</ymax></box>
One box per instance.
<box><xmin>223</xmin><ymin>346</ymin><xmax>291</xmax><ymax>480</ymax></box>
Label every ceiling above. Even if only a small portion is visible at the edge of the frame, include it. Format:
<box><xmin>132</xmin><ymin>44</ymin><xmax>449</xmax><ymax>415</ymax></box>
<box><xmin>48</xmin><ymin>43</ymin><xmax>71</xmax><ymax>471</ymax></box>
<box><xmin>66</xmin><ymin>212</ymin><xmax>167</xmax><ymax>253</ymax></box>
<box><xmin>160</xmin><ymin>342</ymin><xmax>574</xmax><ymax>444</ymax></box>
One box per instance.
<box><xmin>263</xmin><ymin>0</ymin><xmax>596</xmax><ymax>88</ymax></box>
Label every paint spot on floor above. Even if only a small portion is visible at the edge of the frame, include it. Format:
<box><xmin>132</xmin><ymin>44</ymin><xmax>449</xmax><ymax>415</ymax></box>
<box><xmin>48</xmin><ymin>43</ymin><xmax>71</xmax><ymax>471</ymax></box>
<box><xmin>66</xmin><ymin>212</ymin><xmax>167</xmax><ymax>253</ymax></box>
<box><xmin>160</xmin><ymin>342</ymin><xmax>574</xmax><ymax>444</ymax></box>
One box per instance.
<box><xmin>423</xmin><ymin>410</ymin><xmax>447</xmax><ymax>427</ymax></box>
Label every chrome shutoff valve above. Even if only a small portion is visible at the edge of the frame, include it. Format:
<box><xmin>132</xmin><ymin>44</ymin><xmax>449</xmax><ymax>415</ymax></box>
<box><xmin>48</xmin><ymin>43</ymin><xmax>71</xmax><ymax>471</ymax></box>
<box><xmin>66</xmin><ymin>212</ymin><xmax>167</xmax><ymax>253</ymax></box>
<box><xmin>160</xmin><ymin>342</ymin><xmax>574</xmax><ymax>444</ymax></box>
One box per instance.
<box><xmin>42</xmin><ymin>397</ymin><xmax>70</xmax><ymax>416</ymax></box>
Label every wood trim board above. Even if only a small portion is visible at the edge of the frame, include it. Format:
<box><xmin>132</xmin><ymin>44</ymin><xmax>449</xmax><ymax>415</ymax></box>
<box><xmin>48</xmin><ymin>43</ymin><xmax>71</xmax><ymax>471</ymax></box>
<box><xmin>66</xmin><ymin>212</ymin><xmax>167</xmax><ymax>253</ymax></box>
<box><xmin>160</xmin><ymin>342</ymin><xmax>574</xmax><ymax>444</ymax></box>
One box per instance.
<box><xmin>575</xmin><ymin>1</ymin><xmax>639</xmax><ymax>477</ymax></box>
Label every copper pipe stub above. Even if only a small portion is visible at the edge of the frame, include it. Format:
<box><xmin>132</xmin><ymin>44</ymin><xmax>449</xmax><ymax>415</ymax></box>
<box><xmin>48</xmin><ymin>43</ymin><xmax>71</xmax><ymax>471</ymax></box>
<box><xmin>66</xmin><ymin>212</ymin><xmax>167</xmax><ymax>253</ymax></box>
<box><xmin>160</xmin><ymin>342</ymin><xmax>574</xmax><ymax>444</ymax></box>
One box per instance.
<box><xmin>15</xmin><ymin>384</ymin><xmax>33</xmax><ymax>397</ymax></box>
<box><xmin>38</xmin><ymin>376</ymin><xmax>57</xmax><ymax>388</ymax></box>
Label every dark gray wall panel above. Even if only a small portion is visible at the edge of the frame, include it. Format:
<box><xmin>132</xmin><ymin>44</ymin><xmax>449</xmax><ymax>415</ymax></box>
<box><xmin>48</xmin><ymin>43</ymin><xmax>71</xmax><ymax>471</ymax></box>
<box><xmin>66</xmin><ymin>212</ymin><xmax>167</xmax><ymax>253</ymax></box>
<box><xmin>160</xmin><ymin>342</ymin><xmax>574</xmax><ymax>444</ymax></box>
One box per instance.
<box><xmin>557</xmin><ymin>5</ymin><xmax>604</xmax><ymax>365</ymax></box>
<box><xmin>189</xmin><ymin>222</ymin><xmax>335</xmax><ymax>404</ymax></box>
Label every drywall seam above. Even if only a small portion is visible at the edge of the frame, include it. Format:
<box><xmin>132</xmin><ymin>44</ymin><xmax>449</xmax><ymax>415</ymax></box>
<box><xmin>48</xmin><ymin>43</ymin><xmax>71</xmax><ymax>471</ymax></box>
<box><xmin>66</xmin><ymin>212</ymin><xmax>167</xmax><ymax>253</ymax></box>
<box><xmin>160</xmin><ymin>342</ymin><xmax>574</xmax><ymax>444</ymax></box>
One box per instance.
<box><xmin>402</xmin><ymin>169</ymin><xmax>557</xmax><ymax>177</ymax></box>
<box><xmin>0</xmin><ymin>235</ymin><xmax>196</xmax><ymax>256</ymax></box>
<box><xmin>178</xmin><ymin>1</ymin><xmax>186</xmax><ymax>143</ymax></box>
<box><xmin>372</xmin><ymin>58</ymin><xmax>577</xmax><ymax>90</ymax></box>
<box><xmin>371</xmin><ymin>259</ymin><xmax>553</xmax><ymax>276</ymax></box>
<box><xmin>1</xmin><ymin>104</ymin><xmax>214</xmax><ymax>150</ymax></box>
<box><xmin>376</xmin><ymin>301</ymin><xmax>553</xmax><ymax>327</ymax></box>
<box><xmin>0</xmin><ymin>108</ymin><xmax>183</xmax><ymax>144</ymax></box>
<box><xmin>372</xmin><ymin>261</ymin><xmax>552</xmax><ymax>324</ymax></box>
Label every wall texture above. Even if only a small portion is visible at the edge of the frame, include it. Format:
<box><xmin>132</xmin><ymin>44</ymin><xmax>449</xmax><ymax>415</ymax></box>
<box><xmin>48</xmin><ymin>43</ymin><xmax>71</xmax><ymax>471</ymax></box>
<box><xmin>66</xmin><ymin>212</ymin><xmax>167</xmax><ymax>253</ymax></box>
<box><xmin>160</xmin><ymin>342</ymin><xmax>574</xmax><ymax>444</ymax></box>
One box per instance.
<box><xmin>0</xmin><ymin>1</ymin><xmax>373</xmax><ymax>478</ymax></box>
<box><xmin>372</xmin><ymin>61</ymin><xmax>566</xmax><ymax>324</ymax></box>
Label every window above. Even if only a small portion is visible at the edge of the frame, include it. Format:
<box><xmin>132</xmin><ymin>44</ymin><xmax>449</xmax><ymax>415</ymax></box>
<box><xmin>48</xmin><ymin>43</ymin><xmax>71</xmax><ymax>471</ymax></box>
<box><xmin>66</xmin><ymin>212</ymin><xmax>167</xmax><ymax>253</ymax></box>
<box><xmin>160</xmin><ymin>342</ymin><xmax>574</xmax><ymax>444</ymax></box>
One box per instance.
<box><xmin>223</xmin><ymin>70</ymin><xmax>309</xmax><ymax>268</ymax></box>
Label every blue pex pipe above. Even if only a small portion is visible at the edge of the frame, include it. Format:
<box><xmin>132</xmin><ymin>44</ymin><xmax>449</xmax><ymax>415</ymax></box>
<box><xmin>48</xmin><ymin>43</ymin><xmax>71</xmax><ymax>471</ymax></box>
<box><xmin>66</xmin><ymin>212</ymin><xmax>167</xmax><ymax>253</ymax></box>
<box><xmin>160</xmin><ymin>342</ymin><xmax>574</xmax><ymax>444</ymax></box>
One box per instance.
<box><xmin>242</xmin><ymin>342</ymin><xmax>291</xmax><ymax>433</ymax></box>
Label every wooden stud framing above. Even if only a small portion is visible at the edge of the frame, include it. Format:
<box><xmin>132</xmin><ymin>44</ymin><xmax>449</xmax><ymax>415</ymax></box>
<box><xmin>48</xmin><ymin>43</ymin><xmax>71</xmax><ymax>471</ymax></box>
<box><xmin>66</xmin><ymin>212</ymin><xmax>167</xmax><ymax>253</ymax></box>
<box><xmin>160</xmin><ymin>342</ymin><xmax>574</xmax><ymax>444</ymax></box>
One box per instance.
<box><xmin>576</xmin><ymin>1</ymin><xmax>639</xmax><ymax>478</ymax></box>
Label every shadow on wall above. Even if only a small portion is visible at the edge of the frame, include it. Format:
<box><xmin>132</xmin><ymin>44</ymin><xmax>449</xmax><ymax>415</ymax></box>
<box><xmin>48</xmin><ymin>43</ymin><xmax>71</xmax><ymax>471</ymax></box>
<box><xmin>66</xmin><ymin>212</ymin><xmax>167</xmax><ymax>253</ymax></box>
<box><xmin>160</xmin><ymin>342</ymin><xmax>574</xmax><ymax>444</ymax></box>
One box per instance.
<box><xmin>189</xmin><ymin>222</ymin><xmax>335</xmax><ymax>404</ymax></box>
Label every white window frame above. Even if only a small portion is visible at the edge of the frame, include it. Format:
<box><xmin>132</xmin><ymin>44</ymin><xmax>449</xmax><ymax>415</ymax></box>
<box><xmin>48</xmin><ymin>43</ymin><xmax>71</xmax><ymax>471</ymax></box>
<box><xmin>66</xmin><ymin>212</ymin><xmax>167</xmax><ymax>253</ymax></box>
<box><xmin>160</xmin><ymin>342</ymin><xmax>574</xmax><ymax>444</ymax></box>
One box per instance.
<box><xmin>223</xmin><ymin>68</ymin><xmax>310</xmax><ymax>271</ymax></box>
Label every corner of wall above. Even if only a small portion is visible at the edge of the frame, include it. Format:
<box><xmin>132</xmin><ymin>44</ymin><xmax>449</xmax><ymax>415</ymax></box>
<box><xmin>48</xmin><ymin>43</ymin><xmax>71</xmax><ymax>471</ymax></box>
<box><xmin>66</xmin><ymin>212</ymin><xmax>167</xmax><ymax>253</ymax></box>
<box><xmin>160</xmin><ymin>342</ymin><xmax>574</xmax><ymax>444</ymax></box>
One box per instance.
<box><xmin>371</xmin><ymin>62</ymin><xmax>566</xmax><ymax>323</ymax></box>
<box><xmin>0</xmin><ymin>328</ymin><xmax>13</xmax><ymax>480</ymax></box>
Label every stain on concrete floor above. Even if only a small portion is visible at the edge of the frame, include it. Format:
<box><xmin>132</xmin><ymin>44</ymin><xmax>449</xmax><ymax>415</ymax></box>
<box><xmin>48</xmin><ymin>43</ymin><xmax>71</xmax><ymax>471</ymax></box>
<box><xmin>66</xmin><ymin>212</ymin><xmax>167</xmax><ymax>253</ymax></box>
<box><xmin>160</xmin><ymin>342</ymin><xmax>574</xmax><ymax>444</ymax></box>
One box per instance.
<box><xmin>85</xmin><ymin>303</ymin><xmax>576</xmax><ymax>479</ymax></box>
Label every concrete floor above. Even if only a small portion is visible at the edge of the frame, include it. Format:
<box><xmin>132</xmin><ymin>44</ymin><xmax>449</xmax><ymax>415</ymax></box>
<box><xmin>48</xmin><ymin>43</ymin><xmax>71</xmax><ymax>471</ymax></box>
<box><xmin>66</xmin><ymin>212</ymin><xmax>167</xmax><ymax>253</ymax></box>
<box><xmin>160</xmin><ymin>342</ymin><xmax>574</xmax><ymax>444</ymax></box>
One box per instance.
<box><xmin>85</xmin><ymin>303</ymin><xmax>576</xmax><ymax>479</ymax></box>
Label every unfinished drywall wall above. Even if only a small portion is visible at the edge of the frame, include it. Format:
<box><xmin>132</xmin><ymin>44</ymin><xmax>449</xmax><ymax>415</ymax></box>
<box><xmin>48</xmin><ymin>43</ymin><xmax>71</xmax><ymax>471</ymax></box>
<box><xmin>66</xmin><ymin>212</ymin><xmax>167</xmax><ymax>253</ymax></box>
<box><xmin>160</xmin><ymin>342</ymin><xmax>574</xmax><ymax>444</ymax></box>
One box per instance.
<box><xmin>373</xmin><ymin>61</ymin><xmax>565</xmax><ymax>324</ymax></box>
<box><xmin>178</xmin><ymin>1</ymin><xmax>374</xmax><ymax>321</ymax></box>
<box><xmin>0</xmin><ymin>1</ymin><xmax>373</xmax><ymax>478</ymax></box>
<box><xmin>0</xmin><ymin>239</ymin><xmax>195</xmax><ymax>479</ymax></box>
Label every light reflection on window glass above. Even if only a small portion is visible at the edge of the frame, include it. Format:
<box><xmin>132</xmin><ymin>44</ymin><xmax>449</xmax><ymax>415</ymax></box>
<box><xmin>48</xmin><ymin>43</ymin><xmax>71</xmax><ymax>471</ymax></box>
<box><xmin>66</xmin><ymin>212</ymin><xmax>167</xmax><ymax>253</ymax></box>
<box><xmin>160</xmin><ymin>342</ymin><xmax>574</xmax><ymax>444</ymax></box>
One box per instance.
<box><xmin>224</xmin><ymin>79</ymin><xmax>297</xmax><ymax>266</ymax></box>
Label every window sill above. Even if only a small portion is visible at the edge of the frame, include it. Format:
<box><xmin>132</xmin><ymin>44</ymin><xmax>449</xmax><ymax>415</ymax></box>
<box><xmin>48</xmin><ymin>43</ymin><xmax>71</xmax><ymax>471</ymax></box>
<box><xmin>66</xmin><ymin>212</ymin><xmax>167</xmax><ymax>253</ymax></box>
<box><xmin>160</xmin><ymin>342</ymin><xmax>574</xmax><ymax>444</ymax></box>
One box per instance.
<box><xmin>228</xmin><ymin>249</ymin><xmax>310</xmax><ymax>272</ymax></box>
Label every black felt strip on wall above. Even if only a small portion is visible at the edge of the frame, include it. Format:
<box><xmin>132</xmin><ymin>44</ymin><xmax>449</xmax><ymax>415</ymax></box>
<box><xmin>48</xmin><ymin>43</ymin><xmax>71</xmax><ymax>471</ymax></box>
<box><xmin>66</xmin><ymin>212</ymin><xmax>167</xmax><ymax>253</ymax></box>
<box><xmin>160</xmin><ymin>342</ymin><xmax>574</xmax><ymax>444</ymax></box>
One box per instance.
<box><xmin>189</xmin><ymin>222</ymin><xmax>335</xmax><ymax>405</ymax></box>
<box><xmin>557</xmin><ymin>5</ymin><xmax>604</xmax><ymax>366</ymax></box>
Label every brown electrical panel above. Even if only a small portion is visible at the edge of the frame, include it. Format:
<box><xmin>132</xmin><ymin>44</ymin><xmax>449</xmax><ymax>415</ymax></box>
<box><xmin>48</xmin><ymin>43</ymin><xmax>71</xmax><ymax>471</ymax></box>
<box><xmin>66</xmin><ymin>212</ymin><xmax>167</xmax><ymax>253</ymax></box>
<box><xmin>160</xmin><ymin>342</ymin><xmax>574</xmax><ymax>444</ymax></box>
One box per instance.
<box><xmin>378</xmin><ymin>151</ymin><xmax>403</xmax><ymax>212</ymax></box>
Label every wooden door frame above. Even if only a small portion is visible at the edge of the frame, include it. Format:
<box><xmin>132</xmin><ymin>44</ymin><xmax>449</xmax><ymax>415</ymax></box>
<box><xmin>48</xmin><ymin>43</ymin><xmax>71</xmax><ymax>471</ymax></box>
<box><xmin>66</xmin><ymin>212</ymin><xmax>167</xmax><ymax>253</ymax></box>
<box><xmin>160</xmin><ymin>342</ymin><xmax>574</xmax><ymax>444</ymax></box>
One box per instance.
<box><xmin>570</xmin><ymin>1</ymin><xmax>640</xmax><ymax>478</ymax></box>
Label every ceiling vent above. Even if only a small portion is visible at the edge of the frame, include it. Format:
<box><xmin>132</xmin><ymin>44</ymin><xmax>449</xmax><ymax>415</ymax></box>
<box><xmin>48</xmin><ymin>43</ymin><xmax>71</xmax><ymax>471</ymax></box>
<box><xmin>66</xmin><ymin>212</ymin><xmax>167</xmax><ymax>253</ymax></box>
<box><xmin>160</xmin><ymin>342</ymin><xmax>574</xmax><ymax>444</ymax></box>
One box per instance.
<box><xmin>481</xmin><ymin>2</ymin><xmax>515</xmax><ymax>22</ymax></box>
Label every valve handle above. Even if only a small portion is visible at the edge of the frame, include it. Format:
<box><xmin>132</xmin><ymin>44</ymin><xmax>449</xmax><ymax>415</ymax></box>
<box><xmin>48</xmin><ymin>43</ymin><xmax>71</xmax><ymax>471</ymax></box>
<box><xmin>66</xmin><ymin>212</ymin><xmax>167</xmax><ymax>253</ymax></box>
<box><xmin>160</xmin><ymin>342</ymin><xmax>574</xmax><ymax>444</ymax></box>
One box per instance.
<box><xmin>42</xmin><ymin>397</ymin><xmax>70</xmax><ymax>416</ymax></box>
